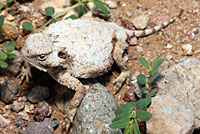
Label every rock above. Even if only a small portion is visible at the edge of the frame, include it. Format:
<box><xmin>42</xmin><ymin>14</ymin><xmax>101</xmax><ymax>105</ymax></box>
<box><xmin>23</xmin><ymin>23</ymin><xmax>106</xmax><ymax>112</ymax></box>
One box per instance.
<box><xmin>166</xmin><ymin>54</ymin><xmax>173</xmax><ymax>61</ymax></box>
<box><xmin>156</xmin><ymin>58</ymin><xmax>200</xmax><ymax>128</ymax></box>
<box><xmin>132</xmin><ymin>15</ymin><xmax>149</xmax><ymax>30</ymax></box>
<box><xmin>147</xmin><ymin>95</ymin><xmax>194</xmax><ymax>134</ymax></box>
<box><xmin>27</xmin><ymin>86</ymin><xmax>50</xmax><ymax>103</ymax></box>
<box><xmin>34</xmin><ymin>101</ymin><xmax>52</xmax><ymax>122</ymax></box>
<box><xmin>106</xmin><ymin>1</ymin><xmax>117</xmax><ymax>9</ymax></box>
<box><xmin>56</xmin><ymin>81</ymin><xmax>122</xmax><ymax>134</ymax></box>
<box><xmin>0</xmin><ymin>114</ymin><xmax>11</xmax><ymax>127</ymax></box>
<box><xmin>166</xmin><ymin>43</ymin><xmax>173</xmax><ymax>49</ymax></box>
<box><xmin>182</xmin><ymin>44</ymin><xmax>193</xmax><ymax>55</ymax></box>
<box><xmin>18</xmin><ymin>111</ymin><xmax>30</xmax><ymax>121</ymax></box>
<box><xmin>0</xmin><ymin>23</ymin><xmax>19</xmax><ymax>42</ymax></box>
<box><xmin>11</xmin><ymin>101</ymin><xmax>25</xmax><ymax>113</ymax></box>
<box><xmin>0</xmin><ymin>77</ymin><xmax>19</xmax><ymax>103</ymax></box>
<box><xmin>24</xmin><ymin>118</ymin><xmax>54</xmax><ymax>134</ymax></box>
<box><xmin>136</xmin><ymin>46</ymin><xmax>144</xmax><ymax>53</ymax></box>
<box><xmin>125</xmin><ymin>11</ymin><xmax>132</xmax><ymax>18</ymax></box>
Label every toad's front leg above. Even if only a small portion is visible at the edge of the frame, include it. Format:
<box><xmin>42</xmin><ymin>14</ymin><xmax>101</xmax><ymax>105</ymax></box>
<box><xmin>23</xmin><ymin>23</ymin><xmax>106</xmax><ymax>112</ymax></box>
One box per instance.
<box><xmin>49</xmin><ymin>71</ymin><xmax>86</xmax><ymax>133</ymax></box>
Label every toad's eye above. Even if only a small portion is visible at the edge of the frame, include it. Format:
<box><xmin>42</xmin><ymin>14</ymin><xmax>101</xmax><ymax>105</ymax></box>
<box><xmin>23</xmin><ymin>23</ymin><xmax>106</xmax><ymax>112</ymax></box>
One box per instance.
<box><xmin>37</xmin><ymin>55</ymin><xmax>46</xmax><ymax>61</ymax></box>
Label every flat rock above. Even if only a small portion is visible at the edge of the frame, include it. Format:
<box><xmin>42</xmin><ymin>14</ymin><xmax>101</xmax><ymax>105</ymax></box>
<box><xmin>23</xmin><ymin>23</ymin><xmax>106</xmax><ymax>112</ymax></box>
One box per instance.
<box><xmin>27</xmin><ymin>86</ymin><xmax>50</xmax><ymax>103</ymax></box>
<box><xmin>156</xmin><ymin>58</ymin><xmax>200</xmax><ymax>128</ymax></box>
<box><xmin>147</xmin><ymin>95</ymin><xmax>194</xmax><ymax>134</ymax></box>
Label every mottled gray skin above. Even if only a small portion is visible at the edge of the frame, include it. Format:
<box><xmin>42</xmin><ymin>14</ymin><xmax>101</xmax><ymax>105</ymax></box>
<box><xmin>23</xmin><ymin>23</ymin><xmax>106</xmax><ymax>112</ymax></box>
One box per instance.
<box><xmin>21</xmin><ymin>18</ymin><xmax>177</xmax><ymax>132</ymax></box>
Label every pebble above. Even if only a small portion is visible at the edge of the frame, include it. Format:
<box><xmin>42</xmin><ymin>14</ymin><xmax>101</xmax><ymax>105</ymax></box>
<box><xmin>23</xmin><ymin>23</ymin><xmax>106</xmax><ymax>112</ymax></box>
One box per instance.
<box><xmin>11</xmin><ymin>101</ymin><xmax>25</xmax><ymax>113</ymax></box>
<box><xmin>129</xmin><ymin>37</ymin><xmax>138</xmax><ymax>46</ymax></box>
<box><xmin>132</xmin><ymin>15</ymin><xmax>149</xmax><ymax>30</ymax></box>
<box><xmin>146</xmin><ymin>51</ymin><xmax>151</xmax><ymax>57</ymax></box>
<box><xmin>166</xmin><ymin>43</ymin><xmax>173</xmax><ymax>49</ymax></box>
<box><xmin>0</xmin><ymin>77</ymin><xmax>19</xmax><ymax>103</ymax></box>
<box><xmin>182</xmin><ymin>44</ymin><xmax>193</xmax><ymax>55</ymax></box>
<box><xmin>27</xmin><ymin>86</ymin><xmax>50</xmax><ymax>103</ymax></box>
<box><xmin>34</xmin><ymin>101</ymin><xmax>52</xmax><ymax>122</ymax></box>
<box><xmin>18</xmin><ymin>111</ymin><xmax>30</xmax><ymax>121</ymax></box>
<box><xmin>106</xmin><ymin>1</ymin><xmax>117</xmax><ymax>9</ymax></box>
<box><xmin>24</xmin><ymin>118</ymin><xmax>54</xmax><ymax>134</ymax></box>
<box><xmin>0</xmin><ymin>114</ymin><xmax>11</xmax><ymax>127</ymax></box>
<box><xmin>166</xmin><ymin>54</ymin><xmax>173</xmax><ymax>61</ymax></box>
<box><xmin>0</xmin><ymin>23</ymin><xmax>19</xmax><ymax>42</ymax></box>
<box><xmin>125</xmin><ymin>11</ymin><xmax>132</xmax><ymax>17</ymax></box>
<box><xmin>136</xmin><ymin>46</ymin><xmax>144</xmax><ymax>53</ymax></box>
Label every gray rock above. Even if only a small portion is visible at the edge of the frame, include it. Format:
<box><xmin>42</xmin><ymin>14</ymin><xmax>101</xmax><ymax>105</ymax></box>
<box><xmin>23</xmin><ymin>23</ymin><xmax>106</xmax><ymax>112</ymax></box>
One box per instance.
<box><xmin>156</xmin><ymin>58</ymin><xmax>200</xmax><ymax>128</ymax></box>
<box><xmin>0</xmin><ymin>77</ymin><xmax>19</xmax><ymax>103</ymax></box>
<box><xmin>0</xmin><ymin>114</ymin><xmax>11</xmax><ymax>127</ymax></box>
<box><xmin>132</xmin><ymin>15</ymin><xmax>149</xmax><ymax>30</ymax></box>
<box><xmin>72</xmin><ymin>82</ymin><xmax>122</xmax><ymax>134</ymax></box>
<box><xmin>27</xmin><ymin>86</ymin><xmax>50</xmax><ymax>103</ymax></box>
<box><xmin>24</xmin><ymin>118</ymin><xmax>54</xmax><ymax>134</ymax></box>
<box><xmin>147</xmin><ymin>95</ymin><xmax>194</xmax><ymax>134</ymax></box>
<box><xmin>11</xmin><ymin>101</ymin><xmax>25</xmax><ymax>113</ymax></box>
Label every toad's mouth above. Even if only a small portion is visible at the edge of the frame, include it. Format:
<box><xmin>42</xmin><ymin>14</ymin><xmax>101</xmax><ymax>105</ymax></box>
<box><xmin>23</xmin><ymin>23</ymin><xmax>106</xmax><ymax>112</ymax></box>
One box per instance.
<box><xmin>22</xmin><ymin>56</ymin><xmax>48</xmax><ymax>72</ymax></box>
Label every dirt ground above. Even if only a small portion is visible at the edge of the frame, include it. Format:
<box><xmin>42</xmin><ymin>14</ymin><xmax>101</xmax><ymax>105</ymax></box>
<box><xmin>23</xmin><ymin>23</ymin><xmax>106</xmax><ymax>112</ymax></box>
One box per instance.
<box><xmin>0</xmin><ymin>0</ymin><xmax>200</xmax><ymax>133</ymax></box>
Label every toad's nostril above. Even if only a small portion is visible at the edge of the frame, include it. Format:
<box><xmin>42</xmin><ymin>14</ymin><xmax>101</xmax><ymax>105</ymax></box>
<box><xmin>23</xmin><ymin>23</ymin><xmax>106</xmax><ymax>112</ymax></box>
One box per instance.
<box><xmin>58</xmin><ymin>51</ymin><xmax>67</xmax><ymax>59</ymax></box>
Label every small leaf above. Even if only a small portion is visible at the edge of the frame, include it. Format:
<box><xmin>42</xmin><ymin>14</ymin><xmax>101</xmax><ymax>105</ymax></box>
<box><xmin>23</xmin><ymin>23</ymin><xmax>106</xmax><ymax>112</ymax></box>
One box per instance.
<box><xmin>137</xmin><ymin>74</ymin><xmax>146</xmax><ymax>85</ymax></box>
<box><xmin>138</xmin><ymin>57</ymin><xmax>150</xmax><ymax>69</ymax></box>
<box><xmin>65</xmin><ymin>15</ymin><xmax>77</xmax><ymax>20</ymax></box>
<box><xmin>112</xmin><ymin>113</ymin><xmax>131</xmax><ymax>122</ymax></box>
<box><xmin>78</xmin><ymin>5</ymin><xmax>85</xmax><ymax>17</ymax></box>
<box><xmin>109</xmin><ymin>117</ymin><xmax>130</xmax><ymax>129</ymax></box>
<box><xmin>0</xmin><ymin>15</ymin><xmax>5</xmax><ymax>27</ymax></box>
<box><xmin>141</xmin><ymin>86</ymin><xmax>147</xmax><ymax>95</ymax></box>
<box><xmin>149</xmin><ymin>72</ymin><xmax>159</xmax><ymax>84</ymax></box>
<box><xmin>45</xmin><ymin>7</ymin><xmax>55</xmax><ymax>16</ymax></box>
<box><xmin>117</xmin><ymin>102</ymin><xmax>136</xmax><ymax>114</ymax></box>
<box><xmin>22</xmin><ymin>22</ymin><xmax>33</xmax><ymax>31</ymax></box>
<box><xmin>7</xmin><ymin>0</ymin><xmax>13</xmax><ymax>3</ymax></box>
<box><xmin>7</xmin><ymin>52</ymin><xmax>16</xmax><ymax>59</ymax></box>
<box><xmin>0</xmin><ymin>4</ymin><xmax>4</xmax><ymax>10</ymax></box>
<box><xmin>0</xmin><ymin>50</ymin><xmax>7</xmax><ymax>61</ymax></box>
<box><xmin>50</xmin><ymin>18</ymin><xmax>58</xmax><ymax>24</ymax></box>
<box><xmin>136</xmin><ymin>110</ymin><xmax>152</xmax><ymax>121</ymax></box>
<box><xmin>133</xmin><ymin>120</ymin><xmax>140</xmax><ymax>134</ymax></box>
<box><xmin>4</xmin><ymin>42</ymin><xmax>16</xmax><ymax>52</ymax></box>
<box><xmin>152</xmin><ymin>58</ymin><xmax>164</xmax><ymax>73</ymax></box>
<box><xmin>148</xmin><ymin>88</ymin><xmax>157</xmax><ymax>96</ymax></box>
<box><xmin>0</xmin><ymin>61</ymin><xmax>8</xmax><ymax>68</ymax></box>
<box><xmin>136</xmin><ymin>96</ymin><xmax>151</xmax><ymax>109</ymax></box>
<box><xmin>152</xmin><ymin>54</ymin><xmax>162</xmax><ymax>67</ymax></box>
<box><xmin>94</xmin><ymin>0</ymin><xmax>109</xmax><ymax>16</ymax></box>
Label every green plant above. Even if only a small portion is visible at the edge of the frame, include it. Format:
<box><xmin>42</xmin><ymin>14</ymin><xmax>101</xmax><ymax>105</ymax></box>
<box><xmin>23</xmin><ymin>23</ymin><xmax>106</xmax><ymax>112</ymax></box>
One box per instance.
<box><xmin>0</xmin><ymin>42</ymin><xmax>17</xmax><ymax>68</ymax></box>
<box><xmin>109</xmin><ymin>55</ymin><xmax>164</xmax><ymax>134</ymax></box>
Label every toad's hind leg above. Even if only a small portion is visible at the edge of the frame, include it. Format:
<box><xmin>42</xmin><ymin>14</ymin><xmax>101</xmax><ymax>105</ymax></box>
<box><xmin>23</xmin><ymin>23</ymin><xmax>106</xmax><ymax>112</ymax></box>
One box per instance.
<box><xmin>113</xmin><ymin>40</ymin><xmax>130</xmax><ymax>94</ymax></box>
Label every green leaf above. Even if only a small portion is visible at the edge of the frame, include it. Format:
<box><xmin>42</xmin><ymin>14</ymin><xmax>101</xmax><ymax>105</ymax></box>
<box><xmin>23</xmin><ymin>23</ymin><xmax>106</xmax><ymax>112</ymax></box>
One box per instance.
<box><xmin>109</xmin><ymin>117</ymin><xmax>130</xmax><ymax>129</ymax></box>
<box><xmin>152</xmin><ymin>58</ymin><xmax>164</xmax><ymax>73</ymax></box>
<box><xmin>0</xmin><ymin>61</ymin><xmax>8</xmax><ymax>68</ymax></box>
<box><xmin>65</xmin><ymin>15</ymin><xmax>77</xmax><ymax>20</ymax></box>
<box><xmin>45</xmin><ymin>7</ymin><xmax>55</xmax><ymax>16</ymax></box>
<box><xmin>138</xmin><ymin>57</ymin><xmax>150</xmax><ymax>69</ymax></box>
<box><xmin>136</xmin><ymin>96</ymin><xmax>151</xmax><ymax>109</ymax></box>
<box><xmin>22</xmin><ymin>22</ymin><xmax>33</xmax><ymax>31</ymax></box>
<box><xmin>0</xmin><ymin>15</ymin><xmax>5</xmax><ymax>27</ymax></box>
<box><xmin>148</xmin><ymin>88</ymin><xmax>157</xmax><ymax>96</ymax></box>
<box><xmin>149</xmin><ymin>72</ymin><xmax>159</xmax><ymax>84</ymax></box>
<box><xmin>0</xmin><ymin>50</ymin><xmax>7</xmax><ymax>61</ymax></box>
<box><xmin>4</xmin><ymin>42</ymin><xmax>16</xmax><ymax>52</ymax></box>
<box><xmin>117</xmin><ymin>102</ymin><xmax>136</xmax><ymax>114</ymax></box>
<box><xmin>137</xmin><ymin>74</ymin><xmax>146</xmax><ymax>85</ymax></box>
<box><xmin>7</xmin><ymin>52</ymin><xmax>16</xmax><ymax>59</ymax></box>
<box><xmin>141</xmin><ymin>86</ymin><xmax>147</xmax><ymax>95</ymax></box>
<box><xmin>50</xmin><ymin>18</ymin><xmax>58</xmax><ymax>24</ymax></box>
<box><xmin>94</xmin><ymin>0</ymin><xmax>109</xmax><ymax>16</ymax></box>
<box><xmin>124</xmin><ymin>124</ymin><xmax>133</xmax><ymax>134</ymax></box>
<box><xmin>136</xmin><ymin>110</ymin><xmax>152</xmax><ymax>121</ymax></box>
<box><xmin>152</xmin><ymin>54</ymin><xmax>162</xmax><ymax>67</ymax></box>
<box><xmin>0</xmin><ymin>4</ymin><xmax>4</xmax><ymax>10</ymax></box>
<box><xmin>7</xmin><ymin>0</ymin><xmax>13</xmax><ymax>3</ymax></box>
<box><xmin>78</xmin><ymin>5</ymin><xmax>85</xmax><ymax>17</ymax></box>
<box><xmin>112</xmin><ymin>113</ymin><xmax>131</xmax><ymax>122</ymax></box>
<box><xmin>133</xmin><ymin>120</ymin><xmax>140</xmax><ymax>134</ymax></box>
